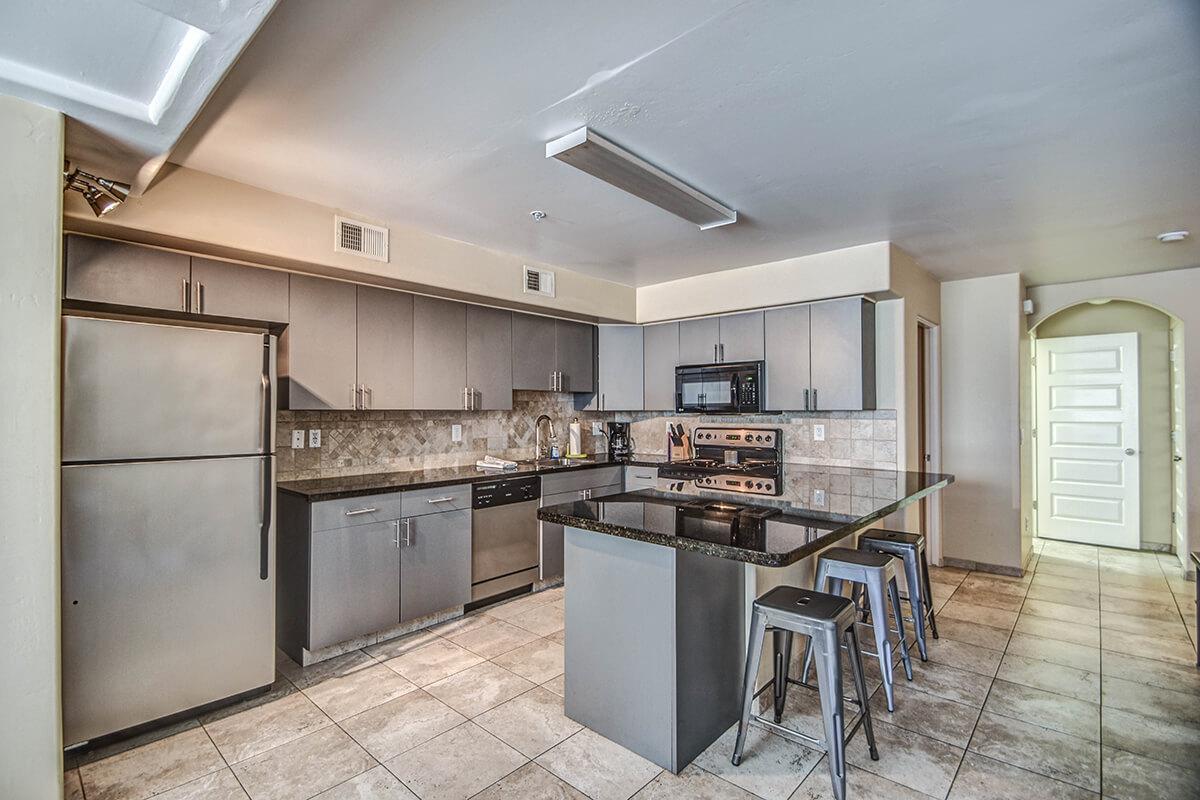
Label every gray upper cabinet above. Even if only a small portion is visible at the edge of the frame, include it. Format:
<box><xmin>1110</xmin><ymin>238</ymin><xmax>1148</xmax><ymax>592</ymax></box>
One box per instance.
<box><xmin>284</xmin><ymin>275</ymin><xmax>358</xmax><ymax>410</ymax></box>
<box><xmin>764</xmin><ymin>304</ymin><xmax>812</xmax><ymax>411</ymax></box>
<box><xmin>596</xmin><ymin>325</ymin><xmax>644</xmax><ymax>411</ymax></box>
<box><xmin>356</xmin><ymin>286</ymin><xmax>414</xmax><ymax>409</ymax></box>
<box><xmin>719</xmin><ymin>311</ymin><xmax>765</xmax><ymax>362</ymax></box>
<box><xmin>189</xmin><ymin>257</ymin><xmax>289</xmax><ymax>323</ymax></box>
<box><xmin>556</xmin><ymin>320</ymin><xmax>595</xmax><ymax>393</ymax></box>
<box><xmin>413</xmin><ymin>296</ymin><xmax>468</xmax><ymax>410</ymax></box>
<box><xmin>400</xmin><ymin>507</ymin><xmax>472</xmax><ymax>623</ymax></box>
<box><xmin>678</xmin><ymin>317</ymin><xmax>720</xmax><ymax>365</ymax></box>
<box><xmin>65</xmin><ymin>235</ymin><xmax>191</xmax><ymax>312</ymax></box>
<box><xmin>512</xmin><ymin>313</ymin><xmax>558</xmax><ymax>390</ymax></box>
<box><xmin>809</xmin><ymin>297</ymin><xmax>876</xmax><ymax>411</ymax></box>
<box><xmin>466</xmin><ymin>305</ymin><xmax>513</xmax><ymax>410</ymax></box>
<box><xmin>643</xmin><ymin>322</ymin><xmax>680</xmax><ymax>411</ymax></box>
<box><xmin>309</xmin><ymin>521</ymin><xmax>400</xmax><ymax>651</ymax></box>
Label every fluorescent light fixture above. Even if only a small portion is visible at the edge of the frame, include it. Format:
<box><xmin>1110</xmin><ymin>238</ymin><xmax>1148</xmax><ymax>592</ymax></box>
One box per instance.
<box><xmin>546</xmin><ymin>127</ymin><xmax>736</xmax><ymax>230</ymax></box>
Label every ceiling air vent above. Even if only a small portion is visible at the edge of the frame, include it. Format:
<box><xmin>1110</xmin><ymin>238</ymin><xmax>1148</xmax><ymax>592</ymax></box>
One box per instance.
<box><xmin>524</xmin><ymin>266</ymin><xmax>555</xmax><ymax>297</ymax></box>
<box><xmin>334</xmin><ymin>215</ymin><xmax>389</xmax><ymax>262</ymax></box>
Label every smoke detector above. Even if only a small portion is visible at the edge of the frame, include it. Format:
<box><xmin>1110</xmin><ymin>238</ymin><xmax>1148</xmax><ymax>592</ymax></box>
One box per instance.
<box><xmin>1157</xmin><ymin>230</ymin><xmax>1189</xmax><ymax>243</ymax></box>
<box><xmin>334</xmin><ymin>216</ymin><xmax>389</xmax><ymax>262</ymax></box>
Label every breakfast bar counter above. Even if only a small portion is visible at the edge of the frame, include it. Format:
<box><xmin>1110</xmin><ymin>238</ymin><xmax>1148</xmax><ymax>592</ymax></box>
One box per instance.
<box><xmin>536</xmin><ymin>466</ymin><xmax>953</xmax><ymax>773</ymax></box>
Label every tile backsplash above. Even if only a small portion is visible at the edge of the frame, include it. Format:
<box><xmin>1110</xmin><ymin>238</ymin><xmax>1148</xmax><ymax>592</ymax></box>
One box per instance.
<box><xmin>277</xmin><ymin>391</ymin><xmax>897</xmax><ymax>481</ymax></box>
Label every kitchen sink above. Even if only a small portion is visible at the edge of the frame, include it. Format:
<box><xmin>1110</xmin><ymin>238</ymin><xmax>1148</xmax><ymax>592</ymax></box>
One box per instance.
<box><xmin>519</xmin><ymin>458</ymin><xmax>590</xmax><ymax>468</ymax></box>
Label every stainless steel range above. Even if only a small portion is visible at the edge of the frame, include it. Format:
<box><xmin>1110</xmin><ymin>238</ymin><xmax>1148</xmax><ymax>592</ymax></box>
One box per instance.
<box><xmin>658</xmin><ymin>426</ymin><xmax>782</xmax><ymax>496</ymax></box>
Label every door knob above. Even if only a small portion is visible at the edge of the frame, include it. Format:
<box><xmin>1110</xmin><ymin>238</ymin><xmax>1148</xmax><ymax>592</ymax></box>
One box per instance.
<box><xmin>1124</xmin><ymin>448</ymin><xmax>1136</xmax><ymax>456</ymax></box>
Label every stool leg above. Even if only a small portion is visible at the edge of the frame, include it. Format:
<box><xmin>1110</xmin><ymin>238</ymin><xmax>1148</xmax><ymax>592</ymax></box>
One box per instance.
<box><xmin>732</xmin><ymin>609</ymin><xmax>768</xmax><ymax>767</ymax></box>
<box><xmin>772</xmin><ymin>629</ymin><xmax>793</xmax><ymax>723</ymax></box>
<box><xmin>920</xmin><ymin>548</ymin><xmax>939</xmax><ymax>639</ymax></box>
<box><xmin>845</xmin><ymin>623</ymin><xmax>879</xmax><ymax>761</ymax></box>
<box><xmin>888</xmin><ymin>576</ymin><xmax>914</xmax><ymax>681</ymax></box>
<box><xmin>801</xmin><ymin>560</ymin><xmax>831</xmax><ymax>683</ymax></box>
<box><xmin>902</xmin><ymin>551</ymin><xmax>929</xmax><ymax>661</ymax></box>
<box><xmin>864</xmin><ymin>577</ymin><xmax>896</xmax><ymax>711</ymax></box>
<box><xmin>814</xmin><ymin>627</ymin><xmax>847</xmax><ymax>800</ymax></box>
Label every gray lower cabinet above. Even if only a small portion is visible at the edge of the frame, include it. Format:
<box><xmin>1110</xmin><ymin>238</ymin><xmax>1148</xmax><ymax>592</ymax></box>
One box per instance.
<box><xmin>466</xmin><ymin>305</ymin><xmax>513</xmax><ymax>410</ymax></box>
<box><xmin>678</xmin><ymin>317</ymin><xmax>720</xmax><ymax>365</ymax></box>
<box><xmin>512</xmin><ymin>313</ymin><xmax>558</xmax><ymax>390</ymax></box>
<box><xmin>643</xmin><ymin>322</ymin><xmax>679</xmax><ymax>411</ymax></box>
<box><xmin>556</xmin><ymin>320</ymin><xmax>596</xmax><ymax>393</ymax></box>
<box><xmin>283</xmin><ymin>275</ymin><xmax>359</xmax><ymax>409</ymax></box>
<box><xmin>309</xmin><ymin>520</ymin><xmax>401</xmax><ymax>651</ymax></box>
<box><xmin>413</xmin><ymin>296</ymin><xmax>469</xmax><ymax>409</ymax></box>
<box><xmin>596</xmin><ymin>325</ymin><xmax>644</xmax><ymax>410</ymax></box>
<box><xmin>764</xmin><ymin>304</ymin><xmax>812</xmax><ymax>411</ymax></box>
<box><xmin>810</xmin><ymin>297</ymin><xmax>875</xmax><ymax>410</ymax></box>
<box><xmin>719</xmin><ymin>310</ymin><xmax>764</xmax><ymax>362</ymax></box>
<box><xmin>189</xmin><ymin>257</ymin><xmax>289</xmax><ymax>323</ymax></box>
<box><xmin>65</xmin><ymin>235</ymin><xmax>191</xmax><ymax>312</ymax></box>
<box><xmin>400</xmin><ymin>508</ymin><xmax>472</xmax><ymax>622</ymax></box>
<box><xmin>540</xmin><ymin>467</ymin><xmax>624</xmax><ymax>580</ymax></box>
<box><xmin>357</xmin><ymin>286</ymin><xmax>414</xmax><ymax>409</ymax></box>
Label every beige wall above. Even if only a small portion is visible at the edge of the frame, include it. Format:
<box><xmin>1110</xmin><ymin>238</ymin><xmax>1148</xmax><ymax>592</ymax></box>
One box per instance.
<box><xmin>0</xmin><ymin>96</ymin><xmax>64</xmax><ymax>799</ymax></box>
<box><xmin>634</xmin><ymin>242</ymin><xmax>892</xmax><ymax>323</ymax></box>
<box><xmin>64</xmin><ymin>165</ymin><xmax>637</xmax><ymax>322</ymax></box>
<box><xmin>1030</xmin><ymin>268</ymin><xmax>1200</xmax><ymax>570</ymax></box>
<box><xmin>1033</xmin><ymin>301</ymin><xmax>1174</xmax><ymax>549</ymax></box>
<box><xmin>940</xmin><ymin>273</ymin><xmax>1026</xmax><ymax>572</ymax></box>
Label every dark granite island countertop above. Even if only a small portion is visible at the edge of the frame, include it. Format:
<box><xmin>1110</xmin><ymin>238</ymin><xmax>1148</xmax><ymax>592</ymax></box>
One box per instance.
<box><xmin>277</xmin><ymin>453</ymin><xmax>669</xmax><ymax>501</ymax></box>
<box><xmin>537</xmin><ymin>466</ymin><xmax>954</xmax><ymax>567</ymax></box>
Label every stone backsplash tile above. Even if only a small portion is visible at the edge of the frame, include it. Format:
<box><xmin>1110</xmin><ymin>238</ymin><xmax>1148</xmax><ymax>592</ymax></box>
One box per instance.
<box><xmin>277</xmin><ymin>391</ymin><xmax>898</xmax><ymax>481</ymax></box>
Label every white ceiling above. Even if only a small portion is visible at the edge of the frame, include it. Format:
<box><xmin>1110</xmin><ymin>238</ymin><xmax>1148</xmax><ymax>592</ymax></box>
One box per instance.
<box><xmin>181</xmin><ymin>2</ymin><xmax>1198</xmax><ymax>286</ymax></box>
<box><xmin>0</xmin><ymin>0</ymin><xmax>277</xmax><ymax>191</ymax></box>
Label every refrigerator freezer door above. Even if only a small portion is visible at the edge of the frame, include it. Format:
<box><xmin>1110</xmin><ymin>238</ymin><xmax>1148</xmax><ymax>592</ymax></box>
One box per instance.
<box><xmin>63</xmin><ymin>317</ymin><xmax>271</xmax><ymax>462</ymax></box>
<box><xmin>61</xmin><ymin>456</ymin><xmax>275</xmax><ymax>745</ymax></box>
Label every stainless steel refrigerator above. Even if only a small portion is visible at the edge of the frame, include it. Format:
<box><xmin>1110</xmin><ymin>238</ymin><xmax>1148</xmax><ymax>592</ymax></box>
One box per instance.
<box><xmin>61</xmin><ymin>316</ymin><xmax>276</xmax><ymax>746</ymax></box>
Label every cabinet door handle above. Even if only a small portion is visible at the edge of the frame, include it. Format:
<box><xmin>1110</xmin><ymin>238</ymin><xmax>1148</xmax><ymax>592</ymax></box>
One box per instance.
<box><xmin>804</xmin><ymin>388</ymin><xmax>809</xmax><ymax>411</ymax></box>
<box><xmin>393</xmin><ymin>520</ymin><xmax>401</xmax><ymax>548</ymax></box>
<box><xmin>426</xmin><ymin>496</ymin><xmax>456</xmax><ymax>504</ymax></box>
<box><xmin>359</xmin><ymin>384</ymin><xmax>370</xmax><ymax>409</ymax></box>
<box><xmin>401</xmin><ymin>518</ymin><xmax>413</xmax><ymax>546</ymax></box>
<box><xmin>199</xmin><ymin>282</ymin><xmax>205</xmax><ymax>314</ymax></box>
<box><xmin>344</xmin><ymin>507</ymin><xmax>378</xmax><ymax>516</ymax></box>
<box><xmin>720</xmin><ymin>343</ymin><xmax>725</xmax><ymax>362</ymax></box>
<box><xmin>812</xmin><ymin>389</ymin><xmax>818</xmax><ymax>410</ymax></box>
<box><xmin>601</xmin><ymin>392</ymin><xmax>605</xmax><ymax>411</ymax></box>
<box><xmin>549</xmin><ymin>372</ymin><xmax>555</xmax><ymax>391</ymax></box>
<box><xmin>713</xmin><ymin>343</ymin><xmax>718</xmax><ymax>362</ymax></box>
<box><xmin>182</xmin><ymin>278</ymin><xmax>190</xmax><ymax>312</ymax></box>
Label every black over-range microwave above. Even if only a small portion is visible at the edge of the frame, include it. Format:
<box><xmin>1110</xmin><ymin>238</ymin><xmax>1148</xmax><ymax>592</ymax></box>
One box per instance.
<box><xmin>675</xmin><ymin>360</ymin><xmax>765</xmax><ymax>414</ymax></box>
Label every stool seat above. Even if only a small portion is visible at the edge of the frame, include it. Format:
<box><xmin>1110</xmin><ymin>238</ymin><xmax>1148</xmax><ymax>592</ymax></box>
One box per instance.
<box><xmin>860</xmin><ymin>529</ymin><xmax>923</xmax><ymax>547</ymax></box>
<box><xmin>757</xmin><ymin>585</ymin><xmax>854</xmax><ymax>622</ymax></box>
<box><xmin>819</xmin><ymin>547</ymin><xmax>892</xmax><ymax>568</ymax></box>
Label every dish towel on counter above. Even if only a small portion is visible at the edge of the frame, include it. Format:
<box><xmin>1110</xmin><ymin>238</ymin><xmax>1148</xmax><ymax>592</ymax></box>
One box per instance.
<box><xmin>476</xmin><ymin>455</ymin><xmax>518</xmax><ymax>471</ymax></box>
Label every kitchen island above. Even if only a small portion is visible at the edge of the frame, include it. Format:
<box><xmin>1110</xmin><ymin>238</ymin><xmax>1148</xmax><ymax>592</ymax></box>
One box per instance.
<box><xmin>537</xmin><ymin>466</ymin><xmax>953</xmax><ymax>773</ymax></box>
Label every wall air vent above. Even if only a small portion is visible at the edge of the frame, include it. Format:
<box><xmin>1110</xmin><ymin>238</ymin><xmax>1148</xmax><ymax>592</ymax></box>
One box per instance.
<box><xmin>334</xmin><ymin>215</ymin><xmax>389</xmax><ymax>262</ymax></box>
<box><xmin>524</xmin><ymin>266</ymin><xmax>555</xmax><ymax>297</ymax></box>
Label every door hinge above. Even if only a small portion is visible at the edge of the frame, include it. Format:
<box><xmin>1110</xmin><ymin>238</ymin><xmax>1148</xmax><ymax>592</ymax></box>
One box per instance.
<box><xmin>1172</xmin><ymin>511</ymin><xmax>1177</xmax><ymax>524</ymax></box>
<box><xmin>1031</xmin><ymin>428</ymin><xmax>1037</xmax><ymax>438</ymax></box>
<box><xmin>1032</xmin><ymin>500</ymin><xmax>1038</xmax><ymax>510</ymax></box>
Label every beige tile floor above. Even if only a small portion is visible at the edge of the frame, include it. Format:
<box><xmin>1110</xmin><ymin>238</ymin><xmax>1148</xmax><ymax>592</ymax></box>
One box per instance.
<box><xmin>65</xmin><ymin>540</ymin><xmax>1200</xmax><ymax>800</ymax></box>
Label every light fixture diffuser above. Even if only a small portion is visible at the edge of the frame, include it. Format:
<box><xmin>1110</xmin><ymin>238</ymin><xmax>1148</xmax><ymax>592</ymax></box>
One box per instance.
<box><xmin>546</xmin><ymin>127</ymin><xmax>736</xmax><ymax>230</ymax></box>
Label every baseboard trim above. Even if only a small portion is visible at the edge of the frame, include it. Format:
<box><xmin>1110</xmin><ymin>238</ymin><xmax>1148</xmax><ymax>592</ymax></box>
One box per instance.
<box><xmin>942</xmin><ymin>556</ymin><xmax>1024</xmax><ymax>578</ymax></box>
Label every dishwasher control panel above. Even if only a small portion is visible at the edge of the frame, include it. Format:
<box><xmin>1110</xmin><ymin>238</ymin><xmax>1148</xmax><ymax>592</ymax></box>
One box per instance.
<box><xmin>472</xmin><ymin>475</ymin><xmax>542</xmax><ymax>508</ymax></box>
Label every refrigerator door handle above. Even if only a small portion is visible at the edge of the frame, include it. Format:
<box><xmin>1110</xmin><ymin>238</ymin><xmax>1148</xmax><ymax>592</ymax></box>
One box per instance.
<box><xmin>261</xmin><ymin>335</ymin><xmax>273</xmax><ymax>455</ymax></box>
<box><xmin>260</xmin><ymin>456</ymin><xmax>271</xmax><ymax>580</ymax></box>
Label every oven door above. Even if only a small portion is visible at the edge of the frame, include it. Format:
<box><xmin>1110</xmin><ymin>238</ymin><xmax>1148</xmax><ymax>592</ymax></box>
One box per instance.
<box><xmin>675</xmin><ymin>364</ymin><xmax>740</xmax><ymax>414</ymax></box>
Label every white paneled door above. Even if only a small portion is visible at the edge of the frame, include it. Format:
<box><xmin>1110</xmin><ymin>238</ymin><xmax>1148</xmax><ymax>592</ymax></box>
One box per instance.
<box><xmin>1036</xmin><ymin>332</ymin><xmax>1140</xmax><ymax>548</ymax></box>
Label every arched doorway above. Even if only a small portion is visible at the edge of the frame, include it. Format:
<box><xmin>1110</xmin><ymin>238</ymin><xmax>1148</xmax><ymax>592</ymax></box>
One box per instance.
<box><xmin>1029</xmin><ymin>299</ymin><xmax>1186</xmax><ymax>557</ymax></box>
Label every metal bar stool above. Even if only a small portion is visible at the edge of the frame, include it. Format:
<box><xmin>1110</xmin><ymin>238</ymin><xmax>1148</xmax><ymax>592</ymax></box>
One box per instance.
<box><xmin>858</xmin><ymin>528</ymin><xmax>939</xmax><ymax>660</ymax></box>
<box><xmin>732</xmin><ymin>585</ymin><xmax>878</xmax><ymax>800</ymax></box>
<box><xmin>801</xmin><ymin>547</ymin><xmax>913</xmax><ymax>711</ymax></box>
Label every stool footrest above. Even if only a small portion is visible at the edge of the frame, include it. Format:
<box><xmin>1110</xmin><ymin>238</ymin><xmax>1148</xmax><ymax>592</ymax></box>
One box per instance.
<box><xmin>748</xmin><ymin>711</ymin><xmax>869</xmax><ymax>753</ymax></box>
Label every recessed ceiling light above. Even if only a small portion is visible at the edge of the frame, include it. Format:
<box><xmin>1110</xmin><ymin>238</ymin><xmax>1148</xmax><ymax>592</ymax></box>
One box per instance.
<box><xmin>1157</xmin><ymin>230</ymin><xmax>1189</xmax><ymax>243</ymax></box>
<box><xmin>529</xmin><ymin>210</ymin><xmax>547</xmax><ymax>221</ymax></box>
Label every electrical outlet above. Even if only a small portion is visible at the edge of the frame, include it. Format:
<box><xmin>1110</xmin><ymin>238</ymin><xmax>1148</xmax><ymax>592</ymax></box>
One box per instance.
<box><xmin>291</xmin><ymin>430</ymin><xmax>305</xmax><ymax>449</ymax></box>
<box><xmin>813</xmin><ymin>488</ymin><xmax>826</xmax><ymax>506</ymax></box>
<box><xmin>451</xmin><ymin>424</ymin><xmax>462</xmax><ymax>443</ymax></box>
<box><xmin>591</xmin><ymin>421</ymin><xmax>602</xmax><ymax>435</ymax></box>
<box><xmin>813</xmin><ymin>424</ymin><xmax>825</xmax><ymax>442</ymax></box>
<box><xmin>309</xmin><ymin>429</ymin><xmax>321</xmax><ymax>448</ymax></box>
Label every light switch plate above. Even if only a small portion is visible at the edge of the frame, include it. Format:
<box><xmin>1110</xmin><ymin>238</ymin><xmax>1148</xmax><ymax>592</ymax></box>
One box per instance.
<box><xmin>591</xmin><ymin>422</ymin><xmax>602</xmax><ymax>435</ymax></box>
<box><xmin>291</xmin><ymin>430</ymin><xmax>305</xmax><ymax>449</ymax></box>
<box><xmin>813</xmin><ymin>488</ymin><xmax>826</xmax><ymax>506</ymax></box>
<box><xmin>451</xmin><ymin>424</ymin><xmax>462</xmax><ymax>443</ymax></box>
<box><xmin>813</xmin><ymin>424</ymin><xmax>825</xmax><ymax>442</ymax></box>
<box><xmin>309</xmin><ymin>429</ymin><xmax>321</xmax><ymax>448</ymax></box>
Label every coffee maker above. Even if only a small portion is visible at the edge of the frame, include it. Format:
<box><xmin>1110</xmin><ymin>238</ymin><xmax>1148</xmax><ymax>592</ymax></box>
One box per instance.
<box><xmin>606</xmin><ymin>421</ymin><xmax>633</xmax><ymax>458</ymax></box>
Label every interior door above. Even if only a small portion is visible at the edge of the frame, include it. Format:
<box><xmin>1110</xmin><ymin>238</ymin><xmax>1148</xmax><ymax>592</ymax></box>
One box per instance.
<box><xmin>357</xmin><ymin>286</ymin><xmax>415</xmax><ymax>409</ymax></box>
<box><xmin>61</xmin><ymin>457</ymin><xmax>274</xmax><ymax>744</ymax></box>
<box><xmin>1036</xmin><ymin>332</ymin><xmax>1141</xmax><ymax>548</ymax></box>
<box><xmin>1170</xmin><ymin>331</ymin><xmax>1187</xmax><ymax>558</ymax></box>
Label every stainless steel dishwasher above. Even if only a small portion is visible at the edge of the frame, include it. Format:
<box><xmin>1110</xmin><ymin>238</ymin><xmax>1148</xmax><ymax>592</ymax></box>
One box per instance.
<box><xmin>471</xmin><ymin>474</ymin><xmax>541</xmax><ymax>602</ymax></box>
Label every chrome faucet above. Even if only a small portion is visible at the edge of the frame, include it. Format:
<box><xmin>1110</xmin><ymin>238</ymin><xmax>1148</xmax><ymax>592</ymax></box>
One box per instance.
<box><xmin>534</xmin><ymin>414</ymin><xmax>556</xmax><ymax>460</ymax></box>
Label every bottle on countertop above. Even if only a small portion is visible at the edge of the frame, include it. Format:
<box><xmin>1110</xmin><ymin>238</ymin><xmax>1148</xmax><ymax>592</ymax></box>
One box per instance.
<box><xmin>568</xmin><ymin>417</ymin><xmax>583</xmax><ymax>456</ymax></box>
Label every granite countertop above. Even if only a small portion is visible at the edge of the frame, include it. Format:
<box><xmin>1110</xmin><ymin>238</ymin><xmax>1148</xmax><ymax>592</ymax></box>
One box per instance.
<box><xmin>277</xmin><ymin>453</ymin><xmax>670</xmax><ymax>501</ymax></box>
<box><xmin>537</xmin><ymin>467</ymin><xmax>954</xmax><ymax>567</ymax></box>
